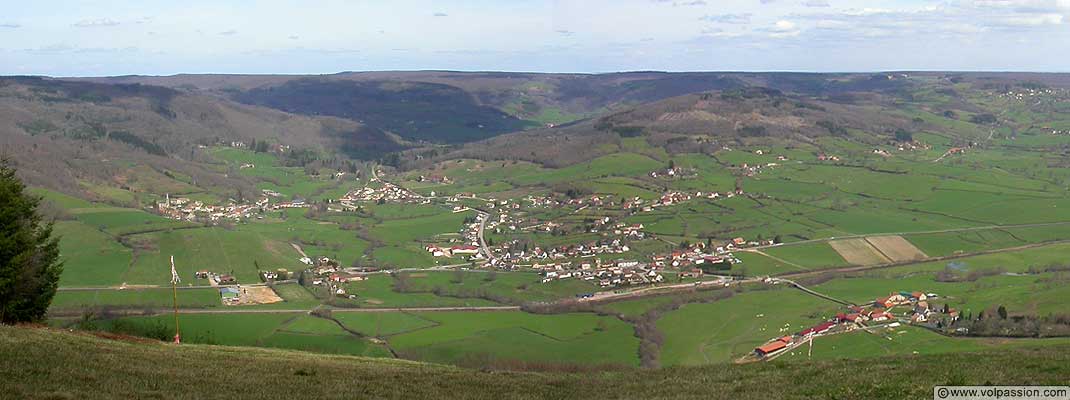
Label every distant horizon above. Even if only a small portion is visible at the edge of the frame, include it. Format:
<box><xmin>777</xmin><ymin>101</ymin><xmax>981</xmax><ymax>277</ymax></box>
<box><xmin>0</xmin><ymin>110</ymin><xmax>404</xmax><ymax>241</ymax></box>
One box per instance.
<box><xmin>3</xmin><ymin>1</ymin><xmax>1069</xmax><ymax>76</ymax></box>
<box><xmin>11</xmin><ymin>69</ymin><xmax>1070</xmax><ymax>79</ymax></box>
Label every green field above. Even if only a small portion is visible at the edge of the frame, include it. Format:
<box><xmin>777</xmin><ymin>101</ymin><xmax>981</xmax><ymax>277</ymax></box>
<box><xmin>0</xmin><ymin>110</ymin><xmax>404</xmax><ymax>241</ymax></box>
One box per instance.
<box><xmin>780</xmin><ymin>326</ymin><xmax>1070</xmax><ymax>361</ymax></box>
<box><xmin>342</xmin><ymin>275</ymin><xmax>501</xmax><ymax>308</ymax></box>
<box><xmin>53</xmin><ymin>221</ymin><xmax>133</xmax><ymax>286</ymax></box>
<box><xmin>656</xmin><ymin>288</ymin><xmax>839</xmax><ymax>365</ymax></box>
<box><xmin>398</xmin><ymin>270</ymin><xmax>597</xmax><ymax>304</ymax></box>
<box><xmin>50</xmin><ymin>288</ymin><xmax>222</xmax><ymax>310</ymax></box>
<box><xmin>334</xmin><ymin>312</ymin><xmax>439</xmax><ymax>336</ymax></box>
<box><xmin>389</xmin><ymin>311</ymin><xmax>640</xmax><ymax>367</ymax></box>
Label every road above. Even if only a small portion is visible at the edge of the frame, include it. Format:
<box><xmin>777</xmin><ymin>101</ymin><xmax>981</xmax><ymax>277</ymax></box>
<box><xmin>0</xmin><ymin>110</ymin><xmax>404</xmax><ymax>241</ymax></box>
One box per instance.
<box><xmin>579</xmin><ymin>276</ymin><xmax>743</xmax><ymax>303</ymax></box>
<box><xmin>769</xmin><ymin>278</ymin><xmax>854</xmax><ymax>306</ymax></box>
<box><xmin>476</xmin><ymin>211</ymin><xmax>496</xmax><ymax>263</ymax></box>
<box><xmin>57</xmin><ymin>279</ymin><xmax>301</xmax><ymax>292</ymax></box>
<box><xmin>752</xmin><ymin>221</ymin><xmax>1070</xmax><ymax>251</ymax></box>
<box><xmin>48</xmin><ymin>305</ymin><xmax>520</xmax><ymax>317</ymax></box>
<box><xmin>290</xmin><ymin>243</ymin><xmax>309</xmax><ymax>259</ymax></box>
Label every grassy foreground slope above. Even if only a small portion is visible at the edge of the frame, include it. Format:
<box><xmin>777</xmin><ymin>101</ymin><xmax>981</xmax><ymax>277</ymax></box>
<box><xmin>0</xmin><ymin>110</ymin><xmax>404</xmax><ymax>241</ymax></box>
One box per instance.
<box><xmin>3</xmin><ymin>326</ymin><xmax>1069</xmax><ymax>400</ymax></box>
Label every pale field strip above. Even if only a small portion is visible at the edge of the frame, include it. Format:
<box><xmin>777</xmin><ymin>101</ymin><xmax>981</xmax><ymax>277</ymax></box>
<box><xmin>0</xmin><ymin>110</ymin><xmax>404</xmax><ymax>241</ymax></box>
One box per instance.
<box><xmin>865</xmin><ymin>235</ymin><xmax>928</xmax><ymax>262</ymax></box>
<box><xmin>829</xmin><ymin>238</ymin><xmax>891</xmax><ymax>265</ymax></box>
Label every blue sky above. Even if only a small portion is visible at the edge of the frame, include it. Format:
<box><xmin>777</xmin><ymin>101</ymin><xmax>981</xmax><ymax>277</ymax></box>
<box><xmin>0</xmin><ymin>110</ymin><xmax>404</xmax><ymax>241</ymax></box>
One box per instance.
<box><xmin>1</xmin><ymin>0</ymin><xmax>1069</xmax><ymax>76</ymax></box>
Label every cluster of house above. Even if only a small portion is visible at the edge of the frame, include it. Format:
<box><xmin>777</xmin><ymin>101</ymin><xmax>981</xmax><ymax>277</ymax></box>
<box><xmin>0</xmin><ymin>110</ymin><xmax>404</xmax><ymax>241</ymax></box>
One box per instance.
<box><xmin>816</xmin><ymin>153</ymin><xmax>841</xmax><ymax>162</ymax></box>
<box><xmin>649</xmin><ymin>166</ymin><xmax>697</xmax><ymax>179</ymax></box>
<box><xmin>155</xmin><ymin>190</ymin><xmax>311</xmax><ymax>222</ymax></box>
<box><xmin>653</xmin><ymin>247</ymin><xmax>743</xmax><ymax>270</ymax></box>
<box><xmin>194</xmin><ymin>269</ymin><xmax>237</xmax><ymax>286</ymax></box>
<box><xmin>752</xmin><ymin>150</ymin><xmax>791</xmax><ymax>162</ymax></box>
<box><xmin>752</xmin><ymin>290</ymin><xmax>941</xmax><ymax>358</ymax></box>
<box><xmin>493</xmin><ymin>239</ymin><xmax>632</xmax><ymax>267</ymax></box>
<box><xmin>300</xmin><ymin>256</ymin><xmax>377</xmax><ymax>298</ymax></box>
<box><xmin>339</xmin><ymin>181</ymin><xmax>426</xmax><ymax>205</ymax></box>
<box><xmin>536</xmin><ymin>259</ymin><xmax>664</xmax><ymax>287</ymax></box>
<box><xmin>610</xmin><ymin>222</ymin><xmax>645</xmax><ymax>239</ymax></box>
<box><xmin>736</xmin><ymin>161</ymin><xmax>779</xmax><ymax>177</ymax></box>
<box><xmin>156</xmin><ymin>195</ymin><xmax>265</xmax><ymax>222</ymax></box>
<box><xmin>258</xmin><ymin>268</ymin><xmax>292</xmax><ymax>282</ymax></box>
<box><xmin>998</xmin><ymin>87</ymin><xmax>1060</xmax><ymax>102</ymax></box>
<box><xmin>892</xmin><ymin>140</ymin><xmax>932</xmax><ymax>152</ymax></box>
<box><xmin>875</xmin><ymin>291</ymin><xmax>959</xmax><ymax>325</ymax></box>
<box><xmin>416</xmin><ymin>174</ymin><xmax>452</xmax><ymax>184</ymax></box>
<box><xmin>224</xmin><ymin>141</ymin><xmax>290</xmax><ymax>154</ymax></box>
<box><xmin>425</xmin><ymin>244</ymin><xmax>481</xmax><ymax>258</ymax></box>
<box><xmin>620</xmin><ymin>190</ymin><xmax>742</xmax><ymax>214</ymax></box>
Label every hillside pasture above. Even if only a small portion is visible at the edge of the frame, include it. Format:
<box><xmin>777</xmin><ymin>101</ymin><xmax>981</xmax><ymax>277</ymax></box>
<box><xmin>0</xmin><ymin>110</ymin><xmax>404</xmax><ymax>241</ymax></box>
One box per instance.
<box><xmin>389</xmin><ymin>311</ymin><xmax>640</xmax><ymax>367</ymax></box>
<box><xmin>53</xmin><ymin>221</ymin><xmax>133</xmax><ymax>286</ymax></box>
<box><xmin>49</xmin><ymin>288</ymin><xmax>222</xmax><ymax>311</ymax></box>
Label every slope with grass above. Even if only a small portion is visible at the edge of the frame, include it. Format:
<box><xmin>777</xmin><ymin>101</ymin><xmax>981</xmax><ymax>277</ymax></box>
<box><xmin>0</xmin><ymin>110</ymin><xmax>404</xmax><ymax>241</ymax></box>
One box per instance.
<box><xmin>3</xmin><ymin>325</ymin><xmax>1069</xmax><ymax>400</ymax></box>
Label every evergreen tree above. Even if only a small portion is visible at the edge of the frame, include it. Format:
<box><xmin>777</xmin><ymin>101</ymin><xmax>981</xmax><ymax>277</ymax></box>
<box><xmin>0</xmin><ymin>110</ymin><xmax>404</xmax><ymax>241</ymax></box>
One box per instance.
<box><xmin>0</xmin><ymin>161</ymin><xmax>63</xmax><ymax>323</ymax></box>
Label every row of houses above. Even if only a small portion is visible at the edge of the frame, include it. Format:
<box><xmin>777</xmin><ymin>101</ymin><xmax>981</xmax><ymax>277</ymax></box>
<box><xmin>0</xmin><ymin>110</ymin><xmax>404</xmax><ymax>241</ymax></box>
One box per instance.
<box><xmin>425</xmin><ymin>244</ymin><xmax>480</xmax><ymax>258</ymax></box>
<box><xmin>537</xmin><ymin>259</ymin><xmax>664</xmax><ymax>287</ymax></box>
<box><xmin>491</xmin><ymin>238</ymin><xmax>632</xmax><ymax>265</ymax></box>
<box><xmin>753</xmin><ymin>290</ymin><xmax>937</xmax><ymax>358</ymax></box>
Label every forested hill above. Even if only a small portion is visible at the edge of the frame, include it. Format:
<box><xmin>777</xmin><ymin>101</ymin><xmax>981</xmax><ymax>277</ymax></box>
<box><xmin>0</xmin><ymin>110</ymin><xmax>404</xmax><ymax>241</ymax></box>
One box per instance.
<box><xmin>0</xmin><ymin>76</ymin><xmax>390</xmax><ymax>200</ymax></box>
<box><xmin>416</xmin><ymin>72</ymin><xmax>1070</xmax><ymax>167</ymax></box>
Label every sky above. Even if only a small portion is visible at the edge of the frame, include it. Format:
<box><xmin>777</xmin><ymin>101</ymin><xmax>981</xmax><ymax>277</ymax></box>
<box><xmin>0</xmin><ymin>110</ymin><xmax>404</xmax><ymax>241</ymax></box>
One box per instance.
<box><xmin>1</xmin><ymin>0</ymin><xmax>1069</xmax><ymax>76</ymax></box>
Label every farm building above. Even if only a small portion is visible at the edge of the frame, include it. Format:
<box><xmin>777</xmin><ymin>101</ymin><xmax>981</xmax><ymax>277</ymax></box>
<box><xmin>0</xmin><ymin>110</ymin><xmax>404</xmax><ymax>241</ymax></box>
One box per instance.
<box><xmin>870</xmin><ymin>311</ymin><xmax>892</xmax><ymax>322</ymax></box>
<box><xmin>680</xmin><ymin>268</ymin><xmax>703</xmax><ymax>278</ymax></box>
<box><xmin>798</xmin><ymin>321</ymin><xmax>835</xmax><ymax>336</ymax></box>
<box><xmin>329</xmin><ymin>272</ymin><xmax>367</xmax><ymax>283</ymax></box>
<box><xmin>450</xmin><ymin>245</ymin><xmax>480</xmax><ymax>255</ymax></box>
<box><xmin>219</xmin><ymin>287</ymin><xmax>239</xmax><ymax>303</ymax></box>
<box><xmin>754</xmin><ymin>341</ymin><xmax>788</xmax><ymax>356</ymax></box>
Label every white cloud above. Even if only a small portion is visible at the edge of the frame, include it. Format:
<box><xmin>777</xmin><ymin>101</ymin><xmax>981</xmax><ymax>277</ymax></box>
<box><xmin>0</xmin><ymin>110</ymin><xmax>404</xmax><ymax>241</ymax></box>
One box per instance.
<box><xmin>0</xmin><ymin>23</ymin><xmax>20</xmax><ymax>28</ymax></box>
<box><xmin>767</xmin><ymin>20</ymin><xmax>801</xmax><ymax>37</ymax></box>
<box><xmin>699</xmin><ymin>13</ymin><xmax>753</xmax><ymax>24</ymax></box>
<box><xmin>995</xmin><ymin>12</ymin><xmax>1064</xmax><ymax>25</ymax></box>
<box><xmin>699</xmin><ymin>27</ymin><xmax>746</xmax><ymax>38</ymax></box>
<box><xmin>72</xmin><ymin>18</ymin><xmax>120</xmax><ymax>28</ymax></box>
<box><xmin>803</xmin><ymin>0</ymin><xmax>830</xmax><ymax>7</ymax></box>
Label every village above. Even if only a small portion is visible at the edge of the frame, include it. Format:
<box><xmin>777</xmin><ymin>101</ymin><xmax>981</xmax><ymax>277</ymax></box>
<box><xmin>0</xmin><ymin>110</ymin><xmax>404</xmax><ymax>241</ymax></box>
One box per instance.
<box><xmin>154</xmin><ymin>190</ymin><xmax>310</xmax><ymax>223</ymax></box>
<box><xmin>161</xmin><ymin>158</ymin><xmax>794</xmax><ymax>304</ymax></box>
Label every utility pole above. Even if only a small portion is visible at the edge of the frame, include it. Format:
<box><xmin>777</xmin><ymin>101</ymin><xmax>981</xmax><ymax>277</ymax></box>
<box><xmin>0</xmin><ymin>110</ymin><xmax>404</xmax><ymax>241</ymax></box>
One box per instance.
<box><xmin>808</xmin><ymin>334</ymin><xmax>814</xmax><ymax>359</ymax></box>
<box><xmin>170</xmin><ymin>255</ymin><xmax>181</xmax><ymax>344</ymax></box>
